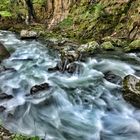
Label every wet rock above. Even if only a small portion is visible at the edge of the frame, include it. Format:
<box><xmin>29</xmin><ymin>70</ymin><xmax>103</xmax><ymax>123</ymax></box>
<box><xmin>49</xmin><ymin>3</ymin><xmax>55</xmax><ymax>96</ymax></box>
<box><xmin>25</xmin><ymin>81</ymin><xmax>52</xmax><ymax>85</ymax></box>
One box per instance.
<box><xmin>0</xmin><ymin>65</ymin><xmax>6</xmax><ymax>72</ymax></box>
<box><xmin>123</xmin><ymin>75</ymin><xmax>140</xmax><ymax>107</ymax></box>
<box><xmin>48</xmin><ymin>65</ymin><xmax>59</xmax><ymax>72</ymax></box>
<box><xmin>20</xmin><ymin>30</ymin><xmax>38</xmax><ymax>39</ymax></box>
<box><xmin>61</xmin><ymin>50</ymin><xmax>80</xmax><ymax>62</ymax></box>
<box><xmin>30</xmin><ymin>83</ymin><xmax>50</xmax><ymax>95</ymax></box>
<box><xmin>67</xmin><ymin>63</ymin><xmax>78</xmax><ymax>73</ymax></box>
<box><xmin>104</xmin><ymin>71</ymin><xmax>122</xmax><ymax>85</ymax></box>
<box><xmin>0</xmin><ymin>65</ymin><xmax>15</xmax><ymax>73</ymax></box>
<box><xmin>124</xmin><ymin>39</ymin><xmax>140</xmax><ymax>52</ymax></box>
<box><xmin>0</xmin><ymin>93</ymin><xmax>13</xmax><ymax>100</ymax></box>
<box><xmin>48</xmin><ymin>50</ymin><xmax>81</xmax><ymax>73</ymax></box>
<box><xmin>48</xmin><ymin>60</ymin><xmax>65</xmax><ymax>72</ymax></box>
<box><xmin>0</xmin><ymin>106</ymin><xmax>6</xmax><ymax>112</ymax></box>
<box><xmin>49</xmin><ymin>50</ymin><xmax>81</xmax><ymax>73</ymax></box>
<box><xmin>0</xmin><ymin>42</ymin><xmax>10</xmax><ymax>61</ymax></box>
<box><xmin>100</xmin><ymin>41</ymin><xmax>115</xmax><ymax>50</ymax></box>
<box><xmin>46</xmin><ymin>38</ymin><xmax>60</xmax><ymax>47</ymax></box>
<box><xmin>46</xmin><ymin>38</ymin><xmax>79</xmax><ymax>52</ymax></box>
<box><xmin>78</xmin><ymin>41</ymin><xmax>99</xmax><ymax>54</ymax></box>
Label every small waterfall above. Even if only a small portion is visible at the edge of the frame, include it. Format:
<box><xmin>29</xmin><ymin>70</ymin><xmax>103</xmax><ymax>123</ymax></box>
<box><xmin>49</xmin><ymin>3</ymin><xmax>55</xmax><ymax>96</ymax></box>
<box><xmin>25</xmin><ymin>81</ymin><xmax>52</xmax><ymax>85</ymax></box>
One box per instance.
<box><xmin>0</xmin><ymin>31</ymin><xmax>140</xmax><ymax>140</ymax></box>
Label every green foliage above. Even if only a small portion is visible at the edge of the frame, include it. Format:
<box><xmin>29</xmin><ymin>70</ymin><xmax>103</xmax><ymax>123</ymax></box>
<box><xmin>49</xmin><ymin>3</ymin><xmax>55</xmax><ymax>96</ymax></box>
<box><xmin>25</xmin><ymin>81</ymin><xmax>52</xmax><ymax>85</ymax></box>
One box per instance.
<box><xmin>12</xmin><ymin>134</ymin><xmax>40</xmax><ymax>140</ymax></box>
<box><xmin>0</xmin><ymin>11</ymin><xmax>12</xmax><ymax>17</ymax></box>
<box><xmin>0</xmin><ymin>0</ymin><xmax>12</xmax><ymax>18</ymax></box>
<box><xmin>33</xmin><ymin>0</ymin><xmax>46</xmax><ymax>5</ymax></box>
<box><xmin>58</xmin><ymin>17</ymin><xmax>73</xmax><ymax>28</ymax></box>
<box><xmin>0</xmin><ymin>0</ymin><xmax>10</xmax><ymax>10</ymax></box>
<box><xmin>92</xmin><ymin>4</ymin><xmax>104</xmax><ymax>20</ymax></box>
<box><xmin>125</xmin><ymin>39</ymin><xmax>140</xmax><ymax>52</ymax></box>
<box><xmin>100</xmin><ymin>41</ymin><xmax>115</xmax><ymax>50</ymax></box>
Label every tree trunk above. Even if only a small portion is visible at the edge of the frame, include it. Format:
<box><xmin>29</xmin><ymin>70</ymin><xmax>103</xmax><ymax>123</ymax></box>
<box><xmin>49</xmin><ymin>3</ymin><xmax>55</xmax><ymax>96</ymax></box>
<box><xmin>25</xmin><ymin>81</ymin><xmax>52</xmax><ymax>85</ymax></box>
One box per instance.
<box><xmin>25</xmin><ymin>0</ymin><xmax>36</xmax><ymax>24</ymax></box>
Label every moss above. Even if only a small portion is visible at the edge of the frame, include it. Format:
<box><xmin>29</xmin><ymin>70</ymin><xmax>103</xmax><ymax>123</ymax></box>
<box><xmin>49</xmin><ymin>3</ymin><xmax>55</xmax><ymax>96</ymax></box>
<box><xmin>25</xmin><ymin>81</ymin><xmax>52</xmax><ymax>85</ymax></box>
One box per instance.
<box><xmin>49</xmin><ymin>0</ymin><xmax>140</xmax><ymax>45</ymax></box>
<box><xmin>58</xmin><ymin>17</ymin><xmax>73</xmax><ymax>28</ymax></box>
<box><xmin>0</xmin><ymin>11</ymin><xmax>12</xmax><ymax>17</ymax></box>
<box><xmin>12</xmin><ymin>134</ymin><xmax>40</xmax><ymax>140</ymax></box>
<box><xmin>100</xmin><ymin>41</ymin><xmax>114</xmax><ymax>50</ymax></box>
<box><xmin>123</xmin><ymin>75</ymin><xmax>140</xmax><ymax>108</ymax></box>
<box><xmin>78</xmin><ymin>41</ymin><xmax>99</xmax><ymax>53</ymax></box>
<box><xmin>125</xmin><ymin>39</ymin><xmax>140</xmax><ymax>52</ymax></box>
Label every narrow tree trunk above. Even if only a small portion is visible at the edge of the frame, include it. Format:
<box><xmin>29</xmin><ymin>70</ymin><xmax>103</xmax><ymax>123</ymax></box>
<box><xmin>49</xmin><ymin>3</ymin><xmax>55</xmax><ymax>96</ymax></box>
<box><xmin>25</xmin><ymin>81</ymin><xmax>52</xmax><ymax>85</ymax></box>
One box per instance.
<box><xmin>25</xmin><ymin>0</ymin><xmax>36</xmax><ymax>24</ymax></box>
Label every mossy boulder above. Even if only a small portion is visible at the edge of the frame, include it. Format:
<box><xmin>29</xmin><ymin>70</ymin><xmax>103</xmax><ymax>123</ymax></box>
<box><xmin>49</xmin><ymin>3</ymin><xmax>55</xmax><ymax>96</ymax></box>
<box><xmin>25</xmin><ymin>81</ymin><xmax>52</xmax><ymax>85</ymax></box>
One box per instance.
<box><xmin>78</xmin><ymin>41</ymin><xmax>99</xmax><ymax>53</ymax></box>
<box><xmin>125</xmin><ymin>40</ymin><xmax>140</xmax><ymax>52</ymax></box>
<box><xmin>123</xmin><ymin>75</ymin><xmax>140</xmax><ymax>107</ymax></box>
<box><xmin>100</xmin><ymin>41</ymin><xmax>115</xmax><ymax>50</ymax></box>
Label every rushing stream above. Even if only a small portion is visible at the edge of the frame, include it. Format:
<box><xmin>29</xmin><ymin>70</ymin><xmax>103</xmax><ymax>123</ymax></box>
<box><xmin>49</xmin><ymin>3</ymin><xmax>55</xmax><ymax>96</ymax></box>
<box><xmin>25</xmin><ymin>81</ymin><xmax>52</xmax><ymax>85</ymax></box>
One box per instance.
<box><xmin>1</xmin><ymin>31</ymin><xmax>140</xmax><ymax>140</ymax></box>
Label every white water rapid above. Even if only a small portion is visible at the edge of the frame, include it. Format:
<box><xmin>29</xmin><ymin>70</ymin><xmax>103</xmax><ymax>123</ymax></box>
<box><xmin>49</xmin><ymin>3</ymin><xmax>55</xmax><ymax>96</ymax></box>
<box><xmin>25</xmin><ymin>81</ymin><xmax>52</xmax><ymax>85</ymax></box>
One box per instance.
<box><xmin>0</xmin><ymin>31</ymin><xmax>140</xmax><ymax>140</ymax></box>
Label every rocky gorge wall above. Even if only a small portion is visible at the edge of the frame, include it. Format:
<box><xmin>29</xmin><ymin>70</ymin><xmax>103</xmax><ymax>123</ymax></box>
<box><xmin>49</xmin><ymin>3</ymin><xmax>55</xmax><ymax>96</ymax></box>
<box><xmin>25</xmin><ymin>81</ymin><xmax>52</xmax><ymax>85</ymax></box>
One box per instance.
<box><xmin>47</xmin><ymin>0</ymin><xmax>140</xmax><ymax>50</ymax></box>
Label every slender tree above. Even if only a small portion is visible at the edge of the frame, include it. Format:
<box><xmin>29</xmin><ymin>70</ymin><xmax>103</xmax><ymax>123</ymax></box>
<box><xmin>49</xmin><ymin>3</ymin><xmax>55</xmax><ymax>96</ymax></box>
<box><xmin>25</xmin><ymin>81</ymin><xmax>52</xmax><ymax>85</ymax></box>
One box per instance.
<box><xmin>25</xmin><ymin>0</ymin><xmax>36</xmax><ymax>24</ymax></box>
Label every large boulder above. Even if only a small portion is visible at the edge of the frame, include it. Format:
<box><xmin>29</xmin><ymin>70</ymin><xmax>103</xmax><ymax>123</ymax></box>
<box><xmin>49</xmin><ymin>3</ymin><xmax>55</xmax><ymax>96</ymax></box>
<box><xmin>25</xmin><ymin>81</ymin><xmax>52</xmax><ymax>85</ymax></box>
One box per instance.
<box><xmin>123</xmin><ymin>75</ymin><xmax>140</xmax><ymax>107</ymax></box>
<box><xmin>20</xmin><ymin>30</ymin><xmax>38</xmax><ymax>39</ymax></box>
<box><xmin>0</xmin><ymin>42</ymin><xmax>10</xmax><ymax>61</ymax></box>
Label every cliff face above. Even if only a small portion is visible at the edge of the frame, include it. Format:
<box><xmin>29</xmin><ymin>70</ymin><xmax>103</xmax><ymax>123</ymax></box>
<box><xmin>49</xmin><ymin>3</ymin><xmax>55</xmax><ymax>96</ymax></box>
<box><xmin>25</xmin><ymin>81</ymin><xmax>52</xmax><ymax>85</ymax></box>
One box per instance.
<box><xmin>48</xmin><ymin>0</ymin><xmax>140</xmax><ymax>44</ymax></box>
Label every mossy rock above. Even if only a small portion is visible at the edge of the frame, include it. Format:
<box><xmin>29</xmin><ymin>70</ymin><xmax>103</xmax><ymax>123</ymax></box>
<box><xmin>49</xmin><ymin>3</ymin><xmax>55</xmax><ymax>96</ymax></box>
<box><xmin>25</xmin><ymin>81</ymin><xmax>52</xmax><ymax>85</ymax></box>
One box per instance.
<box><xmin>124</xmin><ymin>40</ymin><xmax>140</xmax><ymax>52</ymax></box>
<box><xmin>100</xmin><ymin>41</ymin><xmax>115</xmax><ymax>50</ymax></box>
<box><xmin>102</xmin><ymin>36</ymin><xmax>128</xmax><ymax>48</ymax></box>
<box><xmin>123</xmin><ymin>75</ymin><xmax>140</xmax><ymax>108</ymax></box>
<box><xmin>78</xmin><ymin>41</ymin><xmax>99</xmax><ymax>53</ymax></box>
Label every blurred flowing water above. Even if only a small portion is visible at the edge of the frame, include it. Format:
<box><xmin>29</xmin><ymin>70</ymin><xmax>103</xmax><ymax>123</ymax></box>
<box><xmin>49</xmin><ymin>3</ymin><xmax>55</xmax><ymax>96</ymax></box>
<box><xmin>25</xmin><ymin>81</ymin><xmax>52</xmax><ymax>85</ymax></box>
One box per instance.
<box><xmin>0</xmin><ymin>31</ymin><xmax>140</xmax><ymax>140</ymax></box>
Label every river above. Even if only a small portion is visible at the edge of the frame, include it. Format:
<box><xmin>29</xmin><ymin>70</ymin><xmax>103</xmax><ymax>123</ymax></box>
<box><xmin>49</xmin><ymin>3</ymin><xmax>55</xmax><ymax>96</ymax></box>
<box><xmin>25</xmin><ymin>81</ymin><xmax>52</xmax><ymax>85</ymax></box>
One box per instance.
<box><xmin>0</xmin><ymin>30</ymin><xmax>140</xmax><ymax>140</ymax></box>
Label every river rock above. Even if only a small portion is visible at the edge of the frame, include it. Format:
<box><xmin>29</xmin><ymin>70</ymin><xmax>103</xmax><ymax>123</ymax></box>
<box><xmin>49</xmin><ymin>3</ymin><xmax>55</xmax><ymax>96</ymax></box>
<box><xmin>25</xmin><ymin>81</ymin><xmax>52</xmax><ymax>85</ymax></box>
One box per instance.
<box><xmin>47</xmin><ymin>38</ymin><xmax>79</xmax><ymax>52</ymax></box>
<box><xmin>104</xmin><ymin>71</ymin><xmax>122</xmax><ymax>85</ymax></box>
<box><xmin>123</xmin><ymin>75</ymin><xmax>140</xmax><ymax>107</ymax></box>
<box><xmin>0</xmin><ymin>93</ymin><xmax>13</xmax><ymax>100</ymax></box>
<box><xmin>100</xmin><ymin>41</ymin><xmax>115</xmax><ymax>50</ymax></box>
<box><xmin>49</xmin><ymin>50</ymin><xmax>81</xmax><ymax>73</ymax></box>
<box><xmin>0</xmin><ymin>106</ymin><xmax>6</xmax><ymax>112</ymax></box>
<box><xmin>30</xmin><ymin>83</ymin><xmax>50</xmax><ymax>95</ymax></box>
<box><xmin>78</xmin><ymin>41</ymin><xmax>99</xmax><ymax>54</ymax></box>
<box><xmin>0</xmin><ymin>42</ymin><xmax>10</xmax><ymax>61</ymax></box>
<box><xmin>124</xmin><ymin>39</ymin><xmax>140</xmax><ymax>52</ymax></box>
<box><xmin>47</xmin><ymin>40</ymin><xmax>83</xmax><ymax>73</ymax></box>
<box><xmin>0</xmin><ymin>65</ymin><xmax>15</xmax><ymax>73</ymax></box>
<box><xmin>20</xmin><ymin>30</ymin><xmax>38</xmax><ymax>39</ymax></box>
<box><xmin>0</xmin><ymin>65</ymin><xmax>6</xmax><ymax>72</ymax></box>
